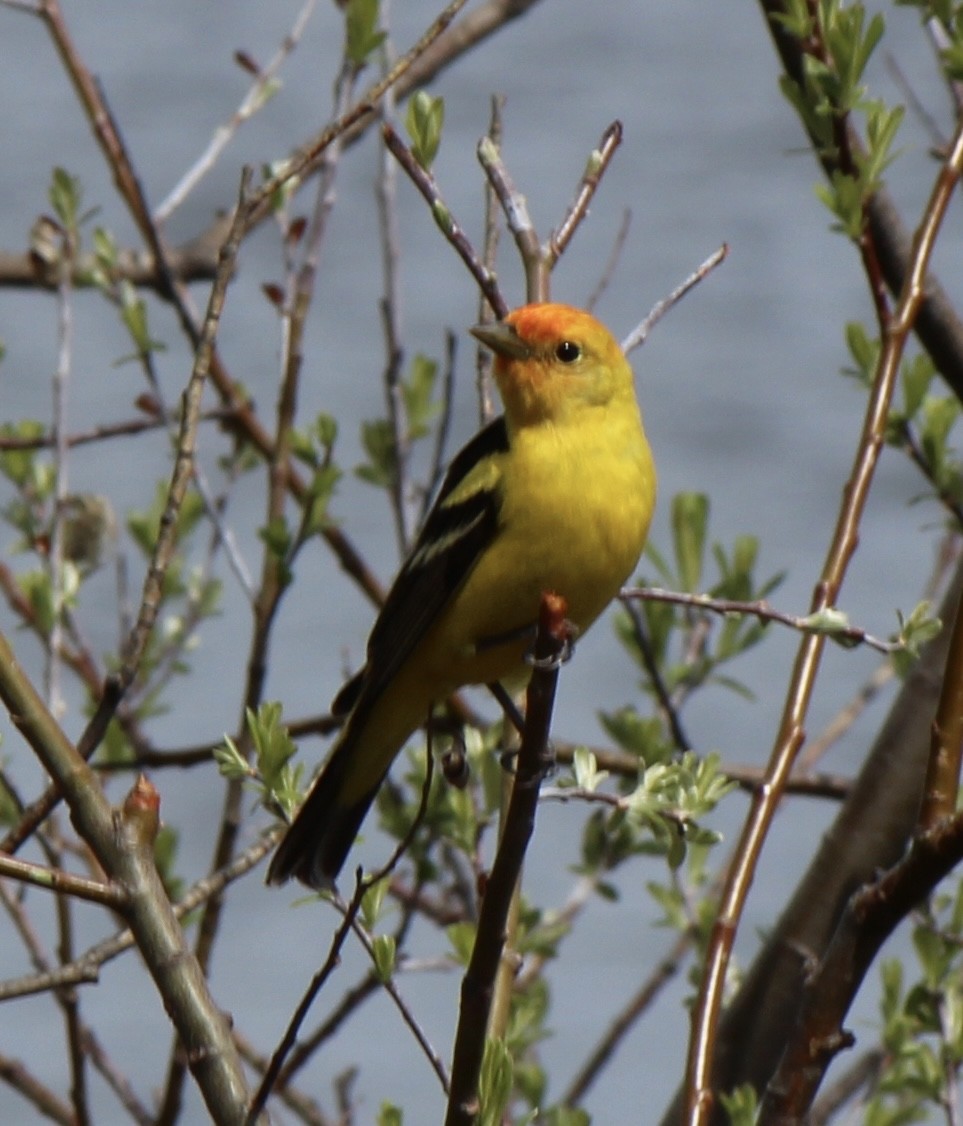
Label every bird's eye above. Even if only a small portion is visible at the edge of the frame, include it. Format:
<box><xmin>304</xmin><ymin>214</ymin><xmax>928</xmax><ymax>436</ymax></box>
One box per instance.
<box><xmin>555</xmin><ymin>340</ymin><xmax>581</xmax><ymax>364</ymax></box>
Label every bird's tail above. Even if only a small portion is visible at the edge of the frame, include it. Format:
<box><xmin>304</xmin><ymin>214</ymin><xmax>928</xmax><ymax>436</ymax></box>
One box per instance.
<box><xmin>265</xmin><ymin>733</ymin><xmax>385</xmax><ymax>891</ymax></box>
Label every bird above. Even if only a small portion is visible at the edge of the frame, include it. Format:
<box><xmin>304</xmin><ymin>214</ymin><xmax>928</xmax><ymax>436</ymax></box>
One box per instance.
<box><xmin>267</xmin><ymin>302</ymin><xmax>657</xmax><ymax>889</ymax></box>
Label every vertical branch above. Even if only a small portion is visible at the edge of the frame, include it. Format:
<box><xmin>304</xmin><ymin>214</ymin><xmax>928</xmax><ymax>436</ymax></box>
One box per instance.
<box><xmin>544</xmin><ymin>120</ymin><xmax>622</xmax><ymax>268</ymax></box>
<box><xmin>476</xmin><ymin>95</ymin><xmax>504</xmax><ymax>423</ymax></box>
<box><xmin>476</xmin><ymin>136</ymin><xmax>546</xmax><ymax>302</ymax></box>
<box><xmin>382</xmin><ymin>123</ymin><xmax>508</xmax><ymax>317</ymax></box>
<box><xmin>444</xmin><ymin>593</ymin><xmax>571</xmax><ymax>1126</ymax></box>
<box><xmin>682</xmin><ymin>108</ymin><xmax>963</xmax><ymax>1125</ymax></box>
<box><xmin>918</xmin><ymin>574</ymin><xmax>963</xmax><ymax>828</ymax></box>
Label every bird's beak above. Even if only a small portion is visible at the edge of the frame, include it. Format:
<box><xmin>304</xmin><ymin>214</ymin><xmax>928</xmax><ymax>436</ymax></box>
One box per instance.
<box><xmin>470</xmin><ymin>320</ymin><xmax>531</xmax><ymax>360</ymax></box>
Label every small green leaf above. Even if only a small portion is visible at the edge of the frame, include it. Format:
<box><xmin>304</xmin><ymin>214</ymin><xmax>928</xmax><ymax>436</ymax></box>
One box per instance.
<box><xmin>214</xmin><ymin>735</ymin><xmax>252</xmax><ymax>781</ymax></box>
<box><xmin>301</xmin><ymin>464</ymin><xmax>342</xmax><ymax>540</ymax></box>
<box><xmin>49</xmin><ymin>167</ymin><xmax>82</xmax><ymax>231</ymax></box>
<box><xmin>345</xmin><ymin>0</ymin><xmax>386</xmax><ymax>66</ymax></box>
<box><xmin>800</xmin><ymin>607</ymin><xmax>851</xmax><ymax>635</ymax></box>
<box><xmin>371</xmin><ymin>934</ymin><xmax>396</xmax><ymax>983</ymax></box>
<box><xmin>573</xmin><ymin>747</ymin><xmax>608</xmax><ymax>791</ymax></box>
<box><xmin>361</xmin><ymin>875</ymin><xmax>390</xmax><ymax>928</ymax></box>
<box><xmin>901</xmin><ymin>354</ymin><xmax>935</xmax><ymax>419</ymax></box>
<box><xmin>377</xmin><ymin>1103</ymin><xmax>403</xmax><ymax>1126</ymax></box>
<box><xmin>405</xmin><ymin>92</ymin><xmax>445</xmax><ymax>170</ymax></box>
<box><xmin>446</xmin><ymin>921</ymin><xmax>476</xmax><ymax>965</ymax></box>
<box><xmin>356</xmin><ymin>418</ymin><xmax>396</xmax><ymax>488</ymax></box>
<box><xmin>672</xmin><ymin>492</ymin><xmax>709</xmax><ymax>592</ymax></box>
<box><xmin>402</xmin><ymin>353</ymin><xmax>439</xmax><ymax>438</ymax></box>
<box><xmin>478</xmin><ymin>1038</ymin><xmax>513</xmax><ymax>1126</ymax></box>
<box><xmin>719</xmin><ymin>1082</ymin><xmax>759</xmax><ymax>1126</ymax></box>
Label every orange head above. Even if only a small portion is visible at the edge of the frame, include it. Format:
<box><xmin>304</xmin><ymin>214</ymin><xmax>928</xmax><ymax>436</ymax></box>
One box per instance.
<box><xmin>470</xmin><ymin>303</ymin><xmax>636</xmax><ymax>427</ymax></box>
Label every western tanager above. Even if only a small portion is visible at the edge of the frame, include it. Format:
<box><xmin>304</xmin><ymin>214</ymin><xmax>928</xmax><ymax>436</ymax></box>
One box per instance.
<box><xmin>267</xmin><ymin>302</ymin><xmax>656</xmax><ymax>889</ymax></box>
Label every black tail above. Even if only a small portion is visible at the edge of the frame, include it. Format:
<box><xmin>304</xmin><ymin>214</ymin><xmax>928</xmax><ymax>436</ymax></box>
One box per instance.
<box><xmin>266</xmin><ymin>745</ymin><xmax>384</xmax><ymax>890</ymax></box>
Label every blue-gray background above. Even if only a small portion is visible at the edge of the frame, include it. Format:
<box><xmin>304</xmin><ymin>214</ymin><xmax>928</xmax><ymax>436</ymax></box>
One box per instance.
<box><xmin>0</xmin><ymin>1</ymin><xmax>957</xmax><ymax>1121</ymax></box>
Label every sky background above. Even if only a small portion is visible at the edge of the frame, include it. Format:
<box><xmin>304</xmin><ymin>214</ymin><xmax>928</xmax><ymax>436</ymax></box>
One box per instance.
<box><xmin>0</xmin><ymin>1</ymin><xmax>960</xmax><ymax>1121</ymax></box>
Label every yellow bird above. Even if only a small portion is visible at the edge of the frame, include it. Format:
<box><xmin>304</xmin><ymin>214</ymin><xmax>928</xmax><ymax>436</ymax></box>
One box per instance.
<box><xmin>268</xmin><ymin>303</ymin><xmax>656</xmax><ymax>889</ymax></box>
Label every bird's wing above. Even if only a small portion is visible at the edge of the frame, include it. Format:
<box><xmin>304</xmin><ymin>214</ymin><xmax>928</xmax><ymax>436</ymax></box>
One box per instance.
<box><xmin>343</xmin><ymin>415</ymin><xmax>509</xmax><ymax>709</ymax></box>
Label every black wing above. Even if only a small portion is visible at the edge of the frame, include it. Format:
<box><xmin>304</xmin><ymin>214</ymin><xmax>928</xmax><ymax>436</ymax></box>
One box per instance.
<box><xmin>344</xmin><ymin>416</ymin><xmax>510</xmax><ymax>709</ymax></box>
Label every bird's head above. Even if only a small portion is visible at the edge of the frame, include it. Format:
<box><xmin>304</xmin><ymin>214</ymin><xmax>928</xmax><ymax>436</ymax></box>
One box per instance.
<box><xmin>470</xmin><ymin>303</ymin><xmax>635</xmax><ymax>427</ymax></box>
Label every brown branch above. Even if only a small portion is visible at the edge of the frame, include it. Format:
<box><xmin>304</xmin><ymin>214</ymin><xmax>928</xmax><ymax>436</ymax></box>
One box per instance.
<box><xmin>382</xmin><ymin>123</ymin><xmax>508</xmax><ymax>318</ymax></box>
<box><xmin>444</xmin><ymin>592</ymin><xmax>570</xmax><ymax>1125</ymax></box>
<box><xmin>241</xmin><ymin>0</ymin><xmax>471</xmax><ymax>232</ymax></box>
<box><xmin>546</xmin><ymin>120</ymin><xmax>623</xmax><ymax>267</ymax></box>
<box><xmin>0</xmin><ymin>852</ymin><xmax>126</xmax><ymax>909</ymax></box>
<box><xmin>0</xmin><ymin>232</ymin><xmax>228</xmax><ymax>290</ymax></box>
<box><xmin>919</xmin><ymin>578</ymin><xmax>963</xmax><ymax>827</ymax></box>
<box><xmin>564</xmin><ymin>926</ymin><xmax>694</xmax><ymax>1106</ymax></box>
<box><xmin>477</xmin><ymin>132</ymin><xmax>543</xmax><ymax>302</ymax></box>
<box><xmin>0</xmin><ymin>1052</ymin><xmax>74</xmax><ymax>1125</ymax></box>
<box><xmin>759</xmin><ymin>812</ymin><xmax>963</xmax><ymax>1121</ymax></box>
<box><xmin>681</xmin><ymin>83</ymin><xmax>963</xmax><ymax>1126</ymax></box>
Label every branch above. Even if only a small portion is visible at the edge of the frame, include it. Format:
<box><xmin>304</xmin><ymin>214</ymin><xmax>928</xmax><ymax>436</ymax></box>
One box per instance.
<box><xmin>383</xmin><ymin>123</ymin><xmax>508</xmax><ymax>318</ymax></box>
<box><xmin>681</xmin><ymin>87</ymin><xmax>963</xmax><ymax>1126</ymax></box>
<box><xmin>759</xmin><ymin>811</ymin><xmax>963</xmax><ymax>1121</ymax></box>
<box><xmin>444</xmin><ymin>592</ymin><xmax>570</xmax><ymax>1125</ymax></box>
<box><xmin>623</xmin><ymin>585</ymin><xmax>916</xmax><ymax>657</ymax></box>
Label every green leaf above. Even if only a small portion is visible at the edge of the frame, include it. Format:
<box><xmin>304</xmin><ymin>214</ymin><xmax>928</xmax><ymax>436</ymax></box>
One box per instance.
<box><xmin>377</xmin><ymin>1103</ymin><xmax>403</xmax><ymax>1126</ymax></box>
<box><xmin>301</xmin><ymin>464</ymin><xmax>342</xmax><ymax>540</ymax></box>
<box><xmin>356</xmin><ymin>418</ymin><xmax>395</xmax><ymax>488</ymax></box>
<box><xmin>345</xmin><ymin>0</ymin><xmax>386</xmax><ymax>66</ymax></box>
<box><xmin>844</xmin><ymin>321</ymin><xmax>879</xmax><ymax>385</ymax></box>
<box><xmin>901</xmin><ymin>354</ymin><xmax>935</xmax><ymax>419</ymax></box>
<box><xmin>478</xmin><ymin>1038</ymin><xmax>513</xmax><ymax>1126</ymax></box>
<box><xmin>672</xmin><ymin>492</ymin><xmax>709</xmax><ymax>592</ymax></box>
<box><xmin>0</xmin><ymin>421</ymin><xmax>46</xmax><ymax>487</ymax></box>
<box><xmin>244</xmin><ymin>702</ymin><xmax>302</xmax><ymax>815</ymax></box>
<box><xmin>446</xmin><ymin>921</ymin><xmax>476</xmax><ymax>965</ymax></box>
<box><xmin>572</xmin><ymin>747</ymin><xmax>608</xmax><ymax>791</ymax></box>
<box><xmin>154</xmin><ymin>825</ymin><xmax>184</xmax><ymax>901</ymax></box>
<box><xmin>214</xmin><ymin>735</ymin><xmax>252</xmax><ymax>782</ymax></box>
<box><xmin>49</xmin><ymin>167</ymin><xmax>82</xmax><ymax>231</ymax></box>
<box><xmin>598</xmin><ymin>706</ymin><xmax>670</xmax><ymax>763</ymax></box>
<box><xmin>405</xmin><ymin>92</ymin><xmax>445</xmax><ymax>170</ymax></box>
<box><xmin>371</xmin><ymin>934</ymin><xmax>396</xmax><ymax>983</ymax></box>
<box><xmin>719</xmin><ymin>1082</ymin><xmax>759</xmax><ymax>1126</ymax></box>
<box><xmin>402</xmin><ymin>353</ymin><xmax>440</xmax><ymax>438</ymax></box>
<box><xmin>361</xmin><ymin>875</ymin><xmax>390</xmax><ymax>928</ymax></box>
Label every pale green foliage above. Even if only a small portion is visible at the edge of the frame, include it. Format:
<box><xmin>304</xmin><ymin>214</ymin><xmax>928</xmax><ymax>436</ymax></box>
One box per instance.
<box><xmin>478</xmin><ymin>1038</ymin><xmax>514</xmax><ymax>1126</ymax></box>
<box><xmin>406</xmin><ymin>91</ymin><xmax>445</xmax><ymax>169</ymax></box>
<box><xmin>719</xmin><ymin>1083</ymin><xmax>759</xmax><ymax>1126</ymax></box>
<box><xmin>345</xmin><ymin>0</ymin><xmax>386</xmax><ymax>66</ymax></box>
<box><xmin>864</xmin><ymin>882</ymin><xmax>963</xmax><ymax>1121</ymax></box>
<box><xmin>357</xmin><ymin>353</ymin><xmax>440</xmax><ymax>488</ymax></box>
<box><xmin>219</xmin><ymin>702</ymin><xmax>302</xmax><ymax>818</ymax></box>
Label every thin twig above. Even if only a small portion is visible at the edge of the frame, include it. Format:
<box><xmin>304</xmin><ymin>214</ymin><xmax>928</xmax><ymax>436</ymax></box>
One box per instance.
<box><xmin>154</xmin><ymin>0</ymin><xmax>320</xmax><ymax>221</ymax></box>
<box><xmin>586</xmin><ymin>207</ymin><xmax>632</xmax><ymax>313</ymax></box>
<box><xmin>545</xmin><ymin>120</ymin><xmax>623</xmax><ymax>267</ymax></box>
<box><xmin>242</xmin><ymin>0</ymin><xmax>471</xmax><ymax>232</ymax></box>
<box><xmin>477</xmin><ymin>133</ymin><xmax>543</xmax><ymax>302</ymax></box>
<box><xmin>245</xmin><ymin>876</ymin><xmax>370</xmax><ymax>1125</ymax></box>
<box><xmin>621</xmin><ymin>244</ymin><xmax>729</xmax><ymax>355</ymax></box>
<box><xmin>383</xmin><ymin>122</ymin><xmax>508</xmax><ymax>317</ymax></box>
<box><xmin>0</xmin><ymin>853</ymin><xmax>126</xmax><ymax>909</ymax></box>
<box><xmin>623</xmin><ymin>585</ymin><xmax>911</xmax><ymax>657</ymax></box>
<box><xmin>620</xmin><ymin>596</ymin><xmax>691</xmax><ymax>753</ymax></box>
<box><xmin>564</xmin><ymin>926</ymin><xmax>695</xmax><ymax>1106</ymax></box>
